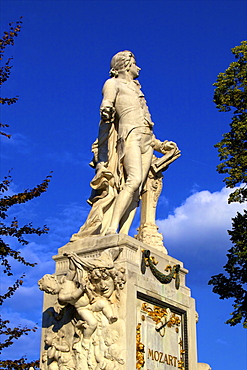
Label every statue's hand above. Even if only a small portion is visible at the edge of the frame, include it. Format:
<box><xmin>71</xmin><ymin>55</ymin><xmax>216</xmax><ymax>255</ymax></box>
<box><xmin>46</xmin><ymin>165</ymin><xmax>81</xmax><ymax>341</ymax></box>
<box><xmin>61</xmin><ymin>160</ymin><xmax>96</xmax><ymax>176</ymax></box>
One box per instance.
<box><xmin>153</xmin><ymin>137</ymin><xmax>178</xmax><ymax>154</ymax></box>
<box><xmin>79</xmin><ymin>281</ymin><xmax>86</xmax><ymax>291</ymax></box>
<box><xmin>100</xmin><ymin>106</ymin><xmax>115</xmax><ymax>123</ymax></box>
<box><xmin>160</xmin><ymin>140</ymin><xmax>178</xmax><ymax>152</ymax></box>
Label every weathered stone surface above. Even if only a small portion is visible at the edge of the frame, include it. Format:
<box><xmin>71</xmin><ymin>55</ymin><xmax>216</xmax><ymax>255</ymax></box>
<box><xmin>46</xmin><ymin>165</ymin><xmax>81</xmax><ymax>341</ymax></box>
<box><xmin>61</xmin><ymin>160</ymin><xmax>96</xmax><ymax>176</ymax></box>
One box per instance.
<box><xmin>71</xmin><ymin>51</ymin><xmax>180</xmax><ymax>250</ymax></box>
<box><xmin>39</xmin><ymin>235</ymin><xmax>200</xmax><ymax>370</ymax></box>
<box><xmin>38</xmin><ymin>52</ymin><xmax>210</xmax><ymax>370</ymax></box>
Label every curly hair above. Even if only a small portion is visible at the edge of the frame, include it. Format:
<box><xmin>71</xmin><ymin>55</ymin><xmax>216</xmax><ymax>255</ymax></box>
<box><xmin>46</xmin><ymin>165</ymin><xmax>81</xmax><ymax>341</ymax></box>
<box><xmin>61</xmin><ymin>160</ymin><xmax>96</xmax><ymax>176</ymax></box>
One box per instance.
<box><xmin>109</xmin><ymin>50</ymin><xmax>135</xmax><ymax>77</ymax></box>
<box><xmin>89</xmin><ymin>266</ymin><xmax>126</xmax><ymax>302</ymax></box>
<box><xmin>38</xmin><ymin>274</ymin><xmax>59</xmax><ymax>294</ymax></box>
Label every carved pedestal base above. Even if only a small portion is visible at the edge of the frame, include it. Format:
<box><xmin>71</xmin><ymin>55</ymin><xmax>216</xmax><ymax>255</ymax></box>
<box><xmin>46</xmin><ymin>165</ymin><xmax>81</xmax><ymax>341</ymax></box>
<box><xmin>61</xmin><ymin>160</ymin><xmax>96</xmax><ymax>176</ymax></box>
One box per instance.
<box><xmin>135</xmin><ymin>223</ymin><xmax>167</xmax><ymax>254</ymax></box>
<box><xmin>39</xmin><ymin>235</ymin><xmax>200</xmax><ymax>370</ymax></box>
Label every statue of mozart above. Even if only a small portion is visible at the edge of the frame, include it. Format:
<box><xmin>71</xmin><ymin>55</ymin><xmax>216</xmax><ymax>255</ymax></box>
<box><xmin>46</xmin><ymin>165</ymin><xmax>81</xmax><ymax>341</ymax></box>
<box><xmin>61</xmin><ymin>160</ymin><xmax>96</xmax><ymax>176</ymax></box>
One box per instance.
<box><xmin>71</xmin><ymin>51</ymin><xmax>180</xmax><ymax>241</ymax></box>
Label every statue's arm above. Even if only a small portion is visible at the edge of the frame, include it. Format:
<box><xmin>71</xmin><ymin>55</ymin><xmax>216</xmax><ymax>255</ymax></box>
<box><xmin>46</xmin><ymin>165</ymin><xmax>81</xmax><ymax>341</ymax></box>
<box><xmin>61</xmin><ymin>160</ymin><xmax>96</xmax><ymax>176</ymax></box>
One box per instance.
<box><xmin>53</xmin><ymin>339</ymin><xmax>70</xmax><ymax>352</ymax></box>
<box><xmin>100</xmin><ymin>78</ymin><xmax>117</xmax><ymax>122</ymax></box>
<box><xmin>152</xmin><ymin>136</ymin><xmax>179</xmax><ymax>154</ymax></box>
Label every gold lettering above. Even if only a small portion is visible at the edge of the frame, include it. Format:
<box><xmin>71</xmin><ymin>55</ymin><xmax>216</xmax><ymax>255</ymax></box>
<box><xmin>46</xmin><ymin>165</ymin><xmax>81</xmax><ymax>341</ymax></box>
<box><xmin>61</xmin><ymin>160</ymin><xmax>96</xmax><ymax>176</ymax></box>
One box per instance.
<box><xmin>148</xmin><ymin>349</ymin><xmax>154</xmax><ymax>360</ymax></box>
<box><xmin>168</xmin><ymin>355</ymin><xmax>174</xmax><ymax>366</ymax></box>
<box><xmin>159</xmin><ymin>352</ymin><xmax>165</xmax><ymax>363</ymax></box>
<box><xmin>147</xmin><ymin>349</ymin><xmax>177</xmax><ymax>366</ymax></box>
<box><xmin>154</xmin><ymin>351</ymin><xmax>159</xmax><ymax>361</ymax></box>
<box><xmin>173</xmin><ymin>356</ymin><xmax>177</xmax><ymax>367</ymax></box>
<box><xmin>164</xmin><ymin>354</ymin><xmax>169</xmax><ymax>364</ymax></box>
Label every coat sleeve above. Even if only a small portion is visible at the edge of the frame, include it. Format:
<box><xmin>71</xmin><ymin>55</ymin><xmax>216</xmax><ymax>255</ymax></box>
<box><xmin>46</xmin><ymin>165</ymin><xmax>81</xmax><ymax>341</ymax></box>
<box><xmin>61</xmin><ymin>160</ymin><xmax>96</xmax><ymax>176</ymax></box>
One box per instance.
<box><xmin>100</xmin><ymin>78</ymin><xmax>118</xmax><ymax>109</ymax></box>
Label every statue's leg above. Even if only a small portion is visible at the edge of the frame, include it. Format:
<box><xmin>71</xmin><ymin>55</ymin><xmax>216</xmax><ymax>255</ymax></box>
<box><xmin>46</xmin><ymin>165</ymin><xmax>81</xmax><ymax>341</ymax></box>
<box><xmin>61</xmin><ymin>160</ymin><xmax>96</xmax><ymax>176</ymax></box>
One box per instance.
<box><xmin>118</xmin><ymin>191</ymin><xmax>138</xmax><ymax>234</ymax></box>
<box><xmin>106</xmin><ymin>188</ymin><xmax>138</xmax><ymax>234</ymax></box>
<box><xmin>119</xmin><ymin>141</ymin><xmax>153</xmax><ymax>234</ymax></box>
<box><xmin>140</xmin><ymin>151</ymin><xmax>154</xmax><ymax>205</ymax></box>
<box><xmin>106</xmin><ymin>133</ymin><xmax>142</xmax><ymax>234</ymax></box>
<box><xmin>76</xmin><ymin>308</ymin><xmax>98</xmax><ymax>340</ymax></box>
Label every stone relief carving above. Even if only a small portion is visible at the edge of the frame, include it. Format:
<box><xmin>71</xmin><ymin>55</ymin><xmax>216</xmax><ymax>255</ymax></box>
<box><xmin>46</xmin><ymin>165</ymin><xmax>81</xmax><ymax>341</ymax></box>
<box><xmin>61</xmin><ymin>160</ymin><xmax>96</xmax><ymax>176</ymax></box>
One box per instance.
<box><xmin>42</xmin><ymin>329</ymin><xmax>76</xmax><ymax>370</ymax></box>
<box><xmin>141</xmin><ymin>249</ymin><xmax>180</xmax><ymax>289</ymax></box>
<box><xmin>39</xmin><ymin>249</ymin><xmax>126</xmax><ymax>370</ymax></box>
<box><xmin>70</xmin><ymin>50</ymin><xmax>180</xmax><ymax>245</ymax></box>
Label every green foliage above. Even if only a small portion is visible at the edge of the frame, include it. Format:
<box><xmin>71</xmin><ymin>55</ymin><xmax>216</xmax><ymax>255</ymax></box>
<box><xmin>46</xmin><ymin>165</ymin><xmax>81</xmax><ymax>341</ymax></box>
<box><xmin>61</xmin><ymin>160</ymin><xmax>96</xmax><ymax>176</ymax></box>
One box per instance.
<box><xmin>213</xmin><ymin>41</ymin><xmax>247</xmax><ymax>203</ymax></box>
<box><xmin>209</xmin><ymin>211</ymin><xmax>247</xmax><ymax>327</ymax></box>
<box><xmin>209</xmin><ymin>41</ymin><xmax>247</xmax><ymax>328</ymax></box>
<box><xmin>0</xmin><ymin>19</ymin><xmax>51</xmax><ymax>368</ymax></box>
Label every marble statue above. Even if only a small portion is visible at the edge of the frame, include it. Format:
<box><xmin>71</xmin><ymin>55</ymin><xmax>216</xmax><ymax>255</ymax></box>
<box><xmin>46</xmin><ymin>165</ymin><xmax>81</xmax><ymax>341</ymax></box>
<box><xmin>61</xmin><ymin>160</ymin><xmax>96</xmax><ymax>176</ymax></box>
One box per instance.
<box><xmin>71</xmin><ymin>50</ymin><xmax>180</xmax><ymax>242</ymax></box>
<box><xmin>39</xmin><ymin>249</ymin><xmax>126</xmax><ymax>370</ymax></box>
<box><xmin>38</xmin><ymin>51</ymin><xmax>208</xmax><ymax>370</ymax></box>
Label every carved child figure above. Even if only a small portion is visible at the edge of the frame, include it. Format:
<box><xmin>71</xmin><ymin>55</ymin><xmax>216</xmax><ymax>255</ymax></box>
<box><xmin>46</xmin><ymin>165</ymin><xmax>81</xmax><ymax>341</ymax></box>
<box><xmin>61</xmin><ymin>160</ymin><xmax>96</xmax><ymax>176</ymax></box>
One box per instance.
<box><xmin>103</xmin><ymin>329</ymin><xmax>124</xmax><ymax>369</ymax></box>
<box><xmin>93</xmin><ymin>329</ymin><xmax>124</xmax><ymax>370</ymax></box>
<box><xmin>39</xmin><ymin>249</ymin><xmax>126</xmax><ymax>370</ymax></box>
<box><xmin>44</xmin><ymin>330</ymin><xmax>75</xmax><ymax>370</ymax></box>
<box><xmin>39</xmin><ymin>258</ymin><xmax>117</xmax><ymax>342</ymax></box>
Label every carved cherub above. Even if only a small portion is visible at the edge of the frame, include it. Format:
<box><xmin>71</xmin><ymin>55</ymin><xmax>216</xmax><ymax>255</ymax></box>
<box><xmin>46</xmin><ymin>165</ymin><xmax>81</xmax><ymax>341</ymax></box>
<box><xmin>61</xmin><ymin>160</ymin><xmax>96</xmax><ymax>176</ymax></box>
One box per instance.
<box><xmin>65</xmin><ymin>250</ymin><xmax>126</xmax><ymax>304</ymax></box>
<box><xmin>93</xmin><ymin>329</ymin><xmax>124</xmax><ymax>370</ymax></box>
<box><xmin>44</xmin><ymin>329</ymin><xmax>75</xmax><ymax>370</ymax></box>
<box><xmin>39</xmin><ymin>256</ymin><xmax>117</xmax><ymax>342</ymax></box>
<box><xmin>104</xmin><ymin>329</ymin><xmax>124</xmax><ymax>367</ymax></box>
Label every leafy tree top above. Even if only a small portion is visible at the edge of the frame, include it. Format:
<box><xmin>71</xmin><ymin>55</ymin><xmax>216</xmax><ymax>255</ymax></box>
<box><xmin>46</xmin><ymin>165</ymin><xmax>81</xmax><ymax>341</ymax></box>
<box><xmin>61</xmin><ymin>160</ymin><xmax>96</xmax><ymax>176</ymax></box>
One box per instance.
<box><xmin>209</xmin><ymin>41</ymin><xmax>247</xmax><ymax>328</ymax></box>
<box><xmin>213</xmin><ymin>41</ymin><xmax>247</xmax><ymax>203</ymax></box>
<box><xmin>214</xmin><ymin>41</ymin><xmax>247</xmax><ymax>113</ymax></box>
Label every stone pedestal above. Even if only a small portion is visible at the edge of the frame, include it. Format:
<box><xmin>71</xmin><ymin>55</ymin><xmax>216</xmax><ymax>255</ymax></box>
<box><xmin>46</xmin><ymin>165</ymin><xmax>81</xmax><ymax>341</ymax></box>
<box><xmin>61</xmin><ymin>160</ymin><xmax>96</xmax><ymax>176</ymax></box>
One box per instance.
<box><xmin>40</xmin><ymin>235</ymin><xmax>198</xmax><ymax>370</ymax></box>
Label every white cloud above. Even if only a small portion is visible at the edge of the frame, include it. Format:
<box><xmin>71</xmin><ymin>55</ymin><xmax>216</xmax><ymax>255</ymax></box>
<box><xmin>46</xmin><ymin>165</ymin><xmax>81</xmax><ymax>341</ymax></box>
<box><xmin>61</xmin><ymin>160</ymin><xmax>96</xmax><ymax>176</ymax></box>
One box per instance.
<box><xmin>157</xmin><ymin>187</ymin><xmax>247</xmax><ymax>283</ymax></box>
<box><xmin>2</xmin><ymin>284</ymin><xmax>43</xmax><ymax>315</ymax></box>
<box><xmin>158</xmin><ymin>195</ymin><xmax>169</xmax><ymax>207</ymax></box>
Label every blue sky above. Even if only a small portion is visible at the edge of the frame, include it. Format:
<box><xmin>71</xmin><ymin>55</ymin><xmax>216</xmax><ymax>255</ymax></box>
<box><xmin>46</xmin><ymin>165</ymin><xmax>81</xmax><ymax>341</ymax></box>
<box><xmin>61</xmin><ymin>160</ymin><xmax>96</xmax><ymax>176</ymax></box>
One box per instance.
<box><xmin>1</xmin><ymin>0</ymin><xmax>246</xmax><ymax>368</ymax></box>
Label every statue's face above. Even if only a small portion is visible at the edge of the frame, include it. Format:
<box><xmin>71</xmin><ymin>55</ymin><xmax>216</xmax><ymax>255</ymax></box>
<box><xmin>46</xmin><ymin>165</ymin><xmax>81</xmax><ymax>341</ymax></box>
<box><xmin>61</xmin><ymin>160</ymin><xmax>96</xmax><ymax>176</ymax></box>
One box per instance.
<box><xmin>128</xmin><ymin>57</ymin><xmax>141</xmax><ymax>79</ymax></box>
<box><xmin>45</xmin><ymin>333</ymin><xmax>55</xmax><ymax>346</ymax></box>
<box><xmin>40</xmin><ymin>275</ymin><xmax>59</xmax><ymax>294</ymax></box>
<box><xmin>91</xmin><ymin>271</ymin><xmax>115</xmax><ymax>298</ymax></box>
<box><xmin>99</xmin><ymin>274</ymin><xmax>115</xmax><ymax>298</ymax></box>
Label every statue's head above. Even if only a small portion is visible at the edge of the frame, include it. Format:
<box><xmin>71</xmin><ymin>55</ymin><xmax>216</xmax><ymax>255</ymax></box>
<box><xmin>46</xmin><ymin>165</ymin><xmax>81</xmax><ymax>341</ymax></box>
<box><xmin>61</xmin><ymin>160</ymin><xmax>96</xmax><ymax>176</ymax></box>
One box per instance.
<box><xmin>38</xmin><ymin>274</ymin><xmax>60</xmax><ymax>294</ymax></box>
<box><xmin>104</xmin><ymin>329</ymin><xmax>119</xmax><ymax>346</ymax></box>
<box><xmin>89</xmin><ymin>266</ymin><xmax>126</xmax><ymax>299</ymax></box>
<box><xmin>89</xmin><ymin>268</ymin><xmax>116</xmax><ymax>298</ymax></box>
<box><xmin>110</xmin><ymin>50</ymin><xmax>140</xmax><ymax>78</ymax></box>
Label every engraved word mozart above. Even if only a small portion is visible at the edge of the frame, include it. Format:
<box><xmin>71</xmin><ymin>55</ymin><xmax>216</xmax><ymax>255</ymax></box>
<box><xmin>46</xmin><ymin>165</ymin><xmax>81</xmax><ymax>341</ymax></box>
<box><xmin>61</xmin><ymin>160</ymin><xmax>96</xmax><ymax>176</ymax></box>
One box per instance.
<box><xmin>148</xmin><ymin>348</ymin><xmax>178</xmax><ymax>367</ymax></box>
